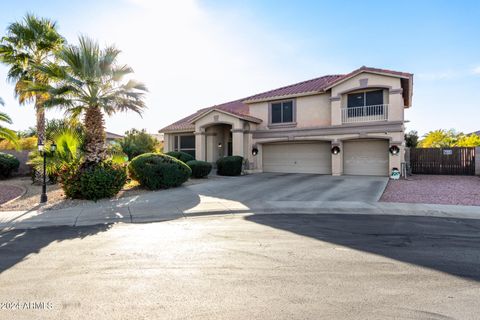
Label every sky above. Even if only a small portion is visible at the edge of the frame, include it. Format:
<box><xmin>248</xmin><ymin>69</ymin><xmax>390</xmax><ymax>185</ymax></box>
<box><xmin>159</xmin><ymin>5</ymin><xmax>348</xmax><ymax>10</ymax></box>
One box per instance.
<box><xmin>1</xmin><ymin>0</ymin><xmax>480</xmax><ymax>136</ymax></box>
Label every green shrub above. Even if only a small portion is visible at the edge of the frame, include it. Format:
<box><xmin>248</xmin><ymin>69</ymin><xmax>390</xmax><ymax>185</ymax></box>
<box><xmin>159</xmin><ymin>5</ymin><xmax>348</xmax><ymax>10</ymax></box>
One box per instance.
<box><xmin>119</xmin><ymin>128</ymin><xmax>159</xmax><ymax>160</ymax></box>
<box><xmin>0</xmin><ymin>152</ymin><xmax>20</xmax><ymax>179</ymax></box>
<box><xmin>128</xmin><ymin>153</ymin><xmax>191</xmax><ymax>190</ymax></box>
<box><xmin>165</xmin><ymin>151</ymin><xmax>195</xmax><ymax>163</ymax></box>
<box><xmin>28</xmin><ymin>128</ymin><xmax>83</xmax><ymax>182</ymax></box>
<box><xmin>216</xmin><ymin>156</ymin><xmax>243</xmax><ymax>176</ymax></box>
<box><xmin>60</xmin><ymin>161</ymin><xmax>127</xmax><ymax>200</ymax></box>
<box><xmin>186</xmin><ymin>160</ymin><xmax>212</xmax><ymax>178</ymax></box>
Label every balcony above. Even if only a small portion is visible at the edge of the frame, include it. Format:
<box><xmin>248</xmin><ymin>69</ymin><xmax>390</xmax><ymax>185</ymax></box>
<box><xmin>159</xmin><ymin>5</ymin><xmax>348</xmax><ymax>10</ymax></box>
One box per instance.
<box><xmin>341</xmin><ymin>104</ymin><xmax>388</xmax><ymax>124</ymax></box>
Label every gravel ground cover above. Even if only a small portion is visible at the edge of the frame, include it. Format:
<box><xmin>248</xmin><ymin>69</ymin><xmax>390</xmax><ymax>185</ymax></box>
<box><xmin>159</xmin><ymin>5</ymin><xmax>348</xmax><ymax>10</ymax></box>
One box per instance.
<box><xmin>0</xmin><ymin>176</ymin><xmax>210</xmax><ymax>211</ymax></box>
<box><xmin>380</xmin><ymin>174</ymin><xmax>480</xmax><ymax>206</ymax></box>
<box><xmin>0</xmin><ymin>185</ymin><xmax>25</xmax><ymax>205</ymax></box>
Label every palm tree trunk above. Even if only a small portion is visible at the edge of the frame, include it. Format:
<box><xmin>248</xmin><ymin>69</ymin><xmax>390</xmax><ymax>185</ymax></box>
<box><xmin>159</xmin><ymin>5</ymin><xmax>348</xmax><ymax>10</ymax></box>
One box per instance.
<box><xmin>83</xmin><ymin>106</ymin><xmax>107</xmax><ymax>165</ymax></box>
<box><xmin>35</xmin><ymin>101</ymin><xmax>45</xmax><ymax>145</ymax></box>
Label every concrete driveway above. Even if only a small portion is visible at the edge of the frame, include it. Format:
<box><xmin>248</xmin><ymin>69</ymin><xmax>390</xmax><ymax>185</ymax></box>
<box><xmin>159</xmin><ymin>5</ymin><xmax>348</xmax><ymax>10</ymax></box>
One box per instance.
<box><xmin>196</xmin><ymin>173</ymin><xmax>389</xmax><ymax>202</ymax></box>
<box><xmin>0</xmin><ymin>174</ymin><xmax>398</xmax><ymax>230</ymax></box>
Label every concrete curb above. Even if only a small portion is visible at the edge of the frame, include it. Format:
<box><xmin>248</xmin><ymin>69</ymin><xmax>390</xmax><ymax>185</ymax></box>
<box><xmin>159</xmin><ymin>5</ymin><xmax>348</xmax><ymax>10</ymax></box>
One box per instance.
<box><xmin>1</xmin><ymin>200</ymin><xmax>479</xmax><ymax>232</ymax></box>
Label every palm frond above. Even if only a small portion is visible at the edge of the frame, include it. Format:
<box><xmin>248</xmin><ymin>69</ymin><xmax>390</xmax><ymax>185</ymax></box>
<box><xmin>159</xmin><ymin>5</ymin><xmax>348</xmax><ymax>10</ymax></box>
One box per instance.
<box><xmin>0</xmin><ymin>13</ymin><xmax>65</xmax><ymax>106</ymax></box>
<box><xmin>0</xmin><ymin>111</ymin><xmax>13</xmax><ymax>124</ymax></box>
<box><xmin>19</xmin><ymin>34</ymin><xmax>148</xmax><ymax>163</ymax></box>
<box><xmin>111</xmin><ymin>64</ymin><xmax>133</xmax><ymax>81</ymax></box>
<box><xmin>0</xmin><ymin>106</ymin><xmax>18</xmax><ymax>146</ymax></box>
<box><xmin>0</xmin><ymin>127</ymin><xmax>19</xmax><ymax>146</ymax></box>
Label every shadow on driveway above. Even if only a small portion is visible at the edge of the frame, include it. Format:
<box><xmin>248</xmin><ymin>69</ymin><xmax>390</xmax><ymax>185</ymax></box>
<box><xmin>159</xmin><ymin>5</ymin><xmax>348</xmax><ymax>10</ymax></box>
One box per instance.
<box><xmin>245</xmin><ymin>214</ymin><xmax>480</xmax><ymax>282</ymax></box>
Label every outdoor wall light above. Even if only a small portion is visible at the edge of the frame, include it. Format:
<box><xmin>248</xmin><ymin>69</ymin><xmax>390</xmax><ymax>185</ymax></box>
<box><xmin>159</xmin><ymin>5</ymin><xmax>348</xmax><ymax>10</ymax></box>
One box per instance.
<box><xmin>252</xmin><ymin>147</ymin><xmax>259</xmax><ymax>156</ymax></box>
<box><xmin>331</xmin><ymin>146</ymin><xmax>341</xmax><ymax>155</ymax></box>
<box><xmin>389</xmin><ymin>145</ymin><xmax>400</xmax><ymax>155</ymax></box>
<box><xmin>218</xmin><ymin>142</ymin><xmax>222</xmax><ymax>148</ymax></box>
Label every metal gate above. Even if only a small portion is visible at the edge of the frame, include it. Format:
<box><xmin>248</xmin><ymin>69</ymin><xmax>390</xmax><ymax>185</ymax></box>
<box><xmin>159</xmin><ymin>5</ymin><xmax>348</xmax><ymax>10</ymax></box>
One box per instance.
<box><xmin>410</xmin><ymin>147</ymin><xmax>475</xmax><ymax>175</ymax></box>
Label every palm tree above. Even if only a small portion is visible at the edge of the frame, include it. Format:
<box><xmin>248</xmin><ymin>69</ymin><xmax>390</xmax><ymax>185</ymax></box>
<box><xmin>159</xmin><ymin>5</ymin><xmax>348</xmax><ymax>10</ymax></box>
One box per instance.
<box><xmin>29</xmin><ymin>36</ymin><xmax>147</xmax><ymax>165</ymax></box>
<box><xmin>0</xmin><ymin>14</ymin><xmax>64</xmax><ymax>145</ymax></box>
<box><xmin>0</xmin><ymin>97</ymin><xmax>18</xmax><ymax>144</ymax></box>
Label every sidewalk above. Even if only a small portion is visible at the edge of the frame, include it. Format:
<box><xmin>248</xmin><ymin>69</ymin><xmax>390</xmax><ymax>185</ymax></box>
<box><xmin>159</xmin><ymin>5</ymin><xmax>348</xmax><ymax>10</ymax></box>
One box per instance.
<box><xmin>1</xmin><ymin>190</ymin><xmax>479</xmax><ymax>231</ymax></box>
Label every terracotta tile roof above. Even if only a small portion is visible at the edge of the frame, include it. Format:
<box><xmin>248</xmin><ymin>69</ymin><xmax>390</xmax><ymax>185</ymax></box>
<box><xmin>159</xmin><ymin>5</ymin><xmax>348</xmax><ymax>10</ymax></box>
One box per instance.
<box><xmin>160</xmin><ymin>109</ymin><xmax>208</xmax><ymax>132</ymax></box>
<box><xmin>189</xmin><ymin>99</ymin><xmax>263</xmax><ymax>124</ymax></box>
<box><xmin>160</xmin><ymin>66</ymin><xmax>413</xmax><ymax>132</ymax></box>
<box><xmin>243</xmin><ymin>75</ymin><xmax>343</xmax><ymax>102</ymax></box>
<box><xmin>160</xmin><ymin>100</ymin><xmax>254</xmax><ymax>132</ymax></box>
<box><xmin>351</xmin><ymin>66</ymin><xmax>412</xmax><ymax>79</ymax></box>
<box><xmin>319</xmin><ymin>66</ymin><xmax>411</xmax><ymax>90</ymax></box>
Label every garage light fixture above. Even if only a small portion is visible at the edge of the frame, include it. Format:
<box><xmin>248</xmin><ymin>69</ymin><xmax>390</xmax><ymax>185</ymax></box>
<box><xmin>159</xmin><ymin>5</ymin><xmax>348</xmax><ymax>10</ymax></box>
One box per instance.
<box><xmin>218</xmin><ymin>142</ymin><xmax>222</xmax><ymax>148</ymax></box>
<box><xmin>252</xmin><ymin>146</ymin><xmax>259</xmax><ymax>156</ymax></box>
<box><xmin>389</xmin><ymin>145</ymin><xmax>400</xmax><ymax>155</ymax></box>
<box><xmin>331</xmin><ymin>146</ymin><xmax>341</xmax><ymax>155</ymax></box>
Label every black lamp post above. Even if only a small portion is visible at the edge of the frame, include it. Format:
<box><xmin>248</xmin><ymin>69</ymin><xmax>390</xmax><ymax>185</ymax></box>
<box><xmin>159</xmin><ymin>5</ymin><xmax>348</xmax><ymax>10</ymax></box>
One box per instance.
<box><xmin>38</xmin><ymin>142</ymin><xmax>56</xmax><ymax>203</ymax></box>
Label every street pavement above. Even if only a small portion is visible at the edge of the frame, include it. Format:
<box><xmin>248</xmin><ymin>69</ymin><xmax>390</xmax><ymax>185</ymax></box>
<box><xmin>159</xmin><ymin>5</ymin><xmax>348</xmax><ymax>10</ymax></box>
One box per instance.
<box><xmin>0</xmin><ymin>214</ymin><xmax>479</xmax><ymax>319</ymax></box>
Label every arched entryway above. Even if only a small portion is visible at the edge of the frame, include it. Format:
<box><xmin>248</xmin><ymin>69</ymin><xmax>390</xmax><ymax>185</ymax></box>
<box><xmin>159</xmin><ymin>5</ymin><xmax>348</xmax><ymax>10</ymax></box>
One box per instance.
<box><xmin>203</xmin><ymin>123</ymin><xmax>233</xmax><ymax>164</ymax></box>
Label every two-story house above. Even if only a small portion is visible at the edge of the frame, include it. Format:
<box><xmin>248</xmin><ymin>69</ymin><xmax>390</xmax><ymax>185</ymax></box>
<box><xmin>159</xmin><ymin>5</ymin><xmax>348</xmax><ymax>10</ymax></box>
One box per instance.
<box><xmin>160</xmin><ymin>66</ymin><xmax>413</xmax><ymax>176</ymax></box>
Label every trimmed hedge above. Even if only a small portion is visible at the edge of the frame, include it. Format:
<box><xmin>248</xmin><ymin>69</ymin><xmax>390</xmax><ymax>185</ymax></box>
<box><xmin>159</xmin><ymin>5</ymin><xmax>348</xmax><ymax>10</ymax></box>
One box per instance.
<box><xmin>128</xmin><ymin>153</ymin><xmax>191</xmax><ymax>190</ymax></box>
<box><xmin>0</xmin><ymin>152</ymin><xmax>20</xmax><ymax>179</ymax></box>
<box><xmin>186</xmin><ymin>160</ymin><xmax>212</xmax><ymax>178</ymax></box>
<box><xmin>60</xmin><ymin>162</ymin><xmax>127</xmax><ymax>200</ymax></box>
<box><xmin>165</xmin><ymin>151</ymin><xmax>195</xmax><ymax>163</ymax></box>
<box><xmin>216</xmin><ymin>156</ymin><xmax>243</xmax><ymax>176</ymax></box>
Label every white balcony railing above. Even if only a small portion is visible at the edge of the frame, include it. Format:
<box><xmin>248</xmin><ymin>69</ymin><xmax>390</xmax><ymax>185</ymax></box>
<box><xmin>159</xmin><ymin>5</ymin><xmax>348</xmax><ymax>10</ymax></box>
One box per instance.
<box><xmin>341</xmin><ymin>104</ymin><xmax>388</xmax><ymax>123</ymax></box>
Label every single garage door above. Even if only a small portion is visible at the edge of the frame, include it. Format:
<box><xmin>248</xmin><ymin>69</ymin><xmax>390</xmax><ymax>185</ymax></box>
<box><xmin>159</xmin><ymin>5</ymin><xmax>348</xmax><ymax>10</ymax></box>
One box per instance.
<box><xmin>343</xmin><ymin>139</ymin><xmax>389</xmax><ymax>176</ymax></box>
<box><xmin>262</xmin><ymin>142</ymin><xmax>332</xmax><ymax>174</ymax></box>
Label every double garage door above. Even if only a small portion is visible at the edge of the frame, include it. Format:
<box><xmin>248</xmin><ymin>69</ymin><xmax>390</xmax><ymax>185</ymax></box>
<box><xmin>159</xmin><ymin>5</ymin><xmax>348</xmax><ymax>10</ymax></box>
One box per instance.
<box><xmin>262</xmin><ymin>140</ymin><xmax>389</xmax><ymax>176</ymax></box>
<box><xmin>262</xmin><ymin>142</ymin><xmax>332</xmax><ymax>174</ymax></box>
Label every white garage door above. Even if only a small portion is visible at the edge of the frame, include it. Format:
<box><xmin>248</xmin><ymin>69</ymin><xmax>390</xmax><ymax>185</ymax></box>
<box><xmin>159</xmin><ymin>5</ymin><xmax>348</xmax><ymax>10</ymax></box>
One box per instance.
<box><xmin>343</xmin><ymin>140</ymin><xmax>389</xmax><ymax>176</ymax></box>
<box><xmin>262</xmin><ymin>142</ymin><xmax>332</xmax><ymax>174</ymax></box>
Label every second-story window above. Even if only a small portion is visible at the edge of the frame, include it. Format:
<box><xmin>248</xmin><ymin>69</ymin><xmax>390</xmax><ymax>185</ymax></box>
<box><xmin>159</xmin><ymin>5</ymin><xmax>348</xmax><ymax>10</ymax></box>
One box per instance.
<box><xmin>271</xmin><ymin>100</ymin><xmax>294</xmax><ymax>124</ymax></box>
<box><xmin>347</xmin><ymin>90</ymin><xmax>384</xmax><ymax>117</ymax></box>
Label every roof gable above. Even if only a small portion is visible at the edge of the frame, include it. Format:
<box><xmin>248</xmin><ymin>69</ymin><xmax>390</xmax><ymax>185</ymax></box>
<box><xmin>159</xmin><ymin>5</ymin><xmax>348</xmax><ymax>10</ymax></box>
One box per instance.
<box><xmin>325</xmin><ymin>66</ymin><xmax>412</xmax><ymax>90</ymax></box>
<box><xmin>189</xmin><ymin>107</ymin><xmax>262</xmax><ymax>124</ymax></box>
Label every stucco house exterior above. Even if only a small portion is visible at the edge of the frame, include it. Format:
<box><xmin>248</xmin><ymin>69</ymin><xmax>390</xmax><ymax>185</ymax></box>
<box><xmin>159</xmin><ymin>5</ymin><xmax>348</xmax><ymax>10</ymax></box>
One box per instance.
<box><xmin>160</xmin><ymin>66</ymin><xmax>413</xmax><ymax>176</ymax></box>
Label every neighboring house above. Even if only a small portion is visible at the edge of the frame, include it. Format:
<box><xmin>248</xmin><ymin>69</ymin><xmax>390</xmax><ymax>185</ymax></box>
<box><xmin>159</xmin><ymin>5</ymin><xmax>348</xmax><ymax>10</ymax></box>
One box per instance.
<box><xmin>160</xmin><ymin>66</ymin><xmax>413</xmax><ymax>176</ymax></box>
<box><xmin>150</xmin><ymin>133</ymin><xmax>164</xmax><ymax>152</ymax></box>
<box><xmin>106</xmin><ymin>131</ymin><xmax>124</xmax><ymax>144</ymax></box>
<box><xmin>150</xmin><ymin>133</ymin><xmax>164</xmax><ymax>143</ymax></box>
